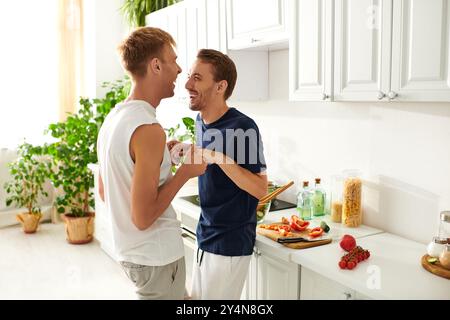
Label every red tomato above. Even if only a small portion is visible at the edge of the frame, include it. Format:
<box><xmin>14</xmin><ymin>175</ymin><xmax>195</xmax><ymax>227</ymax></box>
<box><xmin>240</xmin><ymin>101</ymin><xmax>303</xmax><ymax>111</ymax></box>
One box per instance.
<box><xmin>347</xmin><ymin>261</ymin><xmax>356</xmax><ymax>270</ymax></box>
<box><xmin>338</xmin><ymin>260</ymin><xmax>347</xmax><ymax>269</ymax></box>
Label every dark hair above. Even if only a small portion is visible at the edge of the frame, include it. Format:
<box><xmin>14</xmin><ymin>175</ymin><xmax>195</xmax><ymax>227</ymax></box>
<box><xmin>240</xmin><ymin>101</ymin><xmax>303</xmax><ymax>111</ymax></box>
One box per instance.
<box><xmin>118</xmin><ymin>27</ymin><xmax>176</xmax><ymax>78</ymax></box>
<box><xmin>197</xmin><ymin>49</ymin><xmax>237</xmax><ymax>100</ymax></box>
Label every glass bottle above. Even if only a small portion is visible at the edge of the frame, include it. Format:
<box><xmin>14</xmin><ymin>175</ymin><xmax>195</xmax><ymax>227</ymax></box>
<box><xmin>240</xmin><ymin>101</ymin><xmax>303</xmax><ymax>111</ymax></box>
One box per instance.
<box><xmin>330</xmin><ymin>174</ymin><xmax>344</xmax><ymax>223</ymax></box>
<box><xmin>312</xmin><ymin>178</ymin><xmax>325</xmax><ymax>217</ymax></box>
<box><xmin>341</xmin><ymin>169</ymin><xmax>363</xmax><ymax>228</ymax></box>
<box><xmin>438</xmin><ymin>211</ymin><xmax>450</xmax><ymax>243</ymax></box>
<box><xmin>296</xmin><ymin>181</ymin><xmax>312</xmax><ymax>221</ymax></box>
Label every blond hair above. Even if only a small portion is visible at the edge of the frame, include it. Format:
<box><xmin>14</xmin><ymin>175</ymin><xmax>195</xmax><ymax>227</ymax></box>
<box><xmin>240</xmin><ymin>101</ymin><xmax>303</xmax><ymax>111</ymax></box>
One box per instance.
<box><xmin>118</xmin><ymin>27</ymin><xmax>176</xmax><ymax>78</ymax></box>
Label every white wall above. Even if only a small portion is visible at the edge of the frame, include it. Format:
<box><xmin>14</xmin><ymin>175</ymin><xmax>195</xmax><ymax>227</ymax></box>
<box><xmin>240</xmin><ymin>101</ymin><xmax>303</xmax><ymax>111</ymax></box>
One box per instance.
<box><xmin>236</xmin><ymin>49</ymin><xmax>450</xmax><ymax>244</ymax></box>
<box><xmin>84</xmin><ymin>0</ymin><xmax>128</xmax><ymax>98</ymax></box>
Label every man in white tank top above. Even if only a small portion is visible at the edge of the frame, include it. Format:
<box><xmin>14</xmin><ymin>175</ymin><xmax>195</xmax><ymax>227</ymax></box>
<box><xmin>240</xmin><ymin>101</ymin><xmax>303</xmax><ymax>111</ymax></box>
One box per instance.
<box><xmin>97</xmin><ymin>27</ymin><xmax>207</xmax><ymax>300</ymax></box>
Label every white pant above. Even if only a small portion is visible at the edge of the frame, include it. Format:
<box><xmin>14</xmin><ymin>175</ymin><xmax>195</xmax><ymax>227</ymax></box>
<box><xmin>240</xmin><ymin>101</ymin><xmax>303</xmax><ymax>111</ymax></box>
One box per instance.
<box><xmin>191</xmin><ymin>249</ymin><xmax>251</xmax><ymax>300</ymax></box>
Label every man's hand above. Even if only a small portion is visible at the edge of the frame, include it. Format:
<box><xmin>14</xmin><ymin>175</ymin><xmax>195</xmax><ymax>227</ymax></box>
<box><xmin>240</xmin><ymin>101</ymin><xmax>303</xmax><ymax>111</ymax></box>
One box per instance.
<box><xmin>178</xmin><ymin>145</ymin><xmax>208</xmax><ymax>179</ymax></box>
<box><xmin>167</xmin><ymin>140</ymin><xmax>191</xmax><ymax>165</ymax></box>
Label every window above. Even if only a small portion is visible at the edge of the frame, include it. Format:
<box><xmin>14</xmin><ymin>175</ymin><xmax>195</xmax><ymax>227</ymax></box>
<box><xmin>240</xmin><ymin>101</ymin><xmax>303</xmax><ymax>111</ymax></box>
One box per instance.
<box><xmin>0</xmin><ymin>1</ymin><xmax>59</xmax><ymax>148</ymax></box>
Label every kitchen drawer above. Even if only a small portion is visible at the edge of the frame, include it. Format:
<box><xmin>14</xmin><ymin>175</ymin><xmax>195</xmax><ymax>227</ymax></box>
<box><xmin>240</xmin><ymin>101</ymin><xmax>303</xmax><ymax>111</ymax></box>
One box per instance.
<box><xmin>300</xmin><ymin>267</ymin><xmax>357</xmax><ymax>300</ymax></box>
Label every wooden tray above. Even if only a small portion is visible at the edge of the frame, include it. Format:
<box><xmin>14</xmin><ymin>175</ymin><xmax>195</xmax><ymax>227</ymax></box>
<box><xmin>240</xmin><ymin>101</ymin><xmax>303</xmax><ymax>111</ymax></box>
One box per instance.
<box><xmin>421</xmin><ymin>254</ymin><xmax>450</xmax><ymax>280</ymax></box>
<box><xmin>257</xmin><ymin>223</ymin><xmax>332</xmax><ymax>249</ymax></box>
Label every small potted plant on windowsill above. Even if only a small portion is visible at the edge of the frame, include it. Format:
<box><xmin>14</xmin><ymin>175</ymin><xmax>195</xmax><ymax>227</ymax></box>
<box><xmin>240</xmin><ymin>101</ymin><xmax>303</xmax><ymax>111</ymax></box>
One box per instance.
<box><xmin>4</xmin><ymin>143</ymin><xmax>51</xmax><ymax>234</ymax></box>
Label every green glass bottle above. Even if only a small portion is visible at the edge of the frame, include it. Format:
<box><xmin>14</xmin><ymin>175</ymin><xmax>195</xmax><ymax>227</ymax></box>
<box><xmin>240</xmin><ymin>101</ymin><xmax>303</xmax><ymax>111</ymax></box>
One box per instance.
<box><xmin>312</xmin><ymin>178</ymin><xmax>326</xmax><ymax>217</ymax></box>
<box><xmin>297</xmin><ymin>181</ymin><xmax>312</xmax><ymax>220</ymax></box>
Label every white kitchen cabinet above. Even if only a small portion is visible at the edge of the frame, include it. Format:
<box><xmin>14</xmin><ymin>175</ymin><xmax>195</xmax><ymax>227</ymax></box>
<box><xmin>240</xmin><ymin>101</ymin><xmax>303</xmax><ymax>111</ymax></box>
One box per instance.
<box><xmin>289</xmin><ymin>0</ymin><xmax>334</xmax><ymax>101</ymax></box>
<box><xmin>300</xmin><ymin>267</ymin><xmax>369</xmax><ymax>300</ymax></box>
<box><xmin>243</xmin><ymin>247</ymin><xmax>299</xmax><ymax>300</ymax></box>
<box><xmin>226</xmin><ymin>0</ymin><xmax>288</xmax><ymax>50</ymax></box>
<box><xmin>292</xmin><ymin>0</ymin><xmax>450</xmax><ymax>102</ymax></box>
<box><xmin>205</xmin><ymin>0</ymin><xmax>228</xmax><ymax>53</ymax></box>
<box><xmin>334</xmin><ymin>0</ymin><xmax>450</xmax><ymax>102</ymax></box>
<box><xmin>390</xmin><ymin>0</ymin><xmax>450</xmax><ymax>101</ymax></box>
<box><xmin>333</xmin><ymin>0</ymin><xmax>392</xmax><ymax>101</ymax></box>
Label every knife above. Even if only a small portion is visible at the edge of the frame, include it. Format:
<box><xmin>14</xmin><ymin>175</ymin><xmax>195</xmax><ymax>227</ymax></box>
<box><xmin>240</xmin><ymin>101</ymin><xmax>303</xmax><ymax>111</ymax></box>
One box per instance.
<box><xmin>277</xmin><ymin>236</ymin><xmax>329</xmax><ymax>243</ymax></box>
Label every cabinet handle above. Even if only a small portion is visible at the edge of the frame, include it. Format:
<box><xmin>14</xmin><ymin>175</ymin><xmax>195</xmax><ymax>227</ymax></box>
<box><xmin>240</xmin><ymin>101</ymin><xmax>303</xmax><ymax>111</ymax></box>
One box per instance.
<box><xmin>322</xmin><ymin>93</ymin><xmax>330</xmax><ymax>100</ymax></box>
<box><xmin>251</xmin><ymin>38</ymin><xmax>260</xmax><ymax>43</ymax></box>
<box><xmin>377</xmin><ymin>91</ymin><xmax>386</xmax><ymax>100</ymax></box>
<box><xmin>387</xmin><ymin>91</ymin><xmax>398</xmax><ymax>100</ymax></box>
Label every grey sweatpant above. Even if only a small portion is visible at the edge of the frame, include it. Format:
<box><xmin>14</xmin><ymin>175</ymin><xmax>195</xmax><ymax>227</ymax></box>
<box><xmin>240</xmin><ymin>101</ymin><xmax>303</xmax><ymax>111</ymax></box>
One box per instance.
<box><xmin>120</xmin><ymin>257</ymin><xmax>186</xmax><ymax>300</ymax></box>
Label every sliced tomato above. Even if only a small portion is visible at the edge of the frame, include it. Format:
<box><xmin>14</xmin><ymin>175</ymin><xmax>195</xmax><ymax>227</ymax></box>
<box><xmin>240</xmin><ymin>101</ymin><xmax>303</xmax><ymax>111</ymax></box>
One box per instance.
<box><xmin>309</xmin><ymin>227</ymin><xmax>324</xmax><ymax>238</ymax></box>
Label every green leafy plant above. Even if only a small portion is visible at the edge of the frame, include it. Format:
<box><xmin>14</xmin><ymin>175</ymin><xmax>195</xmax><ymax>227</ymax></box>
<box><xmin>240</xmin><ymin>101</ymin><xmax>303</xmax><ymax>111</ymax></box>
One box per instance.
<box><xmin>166</xmin><ymin>117</ymin><xmax>196</xmax><ymax>143</ymax></box>
<box><xmin>44</xmin><ymin>78</ymin><xmax>131</xmax><ymax>217</ymax></box>
<box><xmin>4</xmin><ymin>143</ymin><xmax>50</xmax><ymax>215</ymax></box>
<box><xmin>120</xmin><ymin>0</ymin><xmax>181</xmax><ymax>28</ymax></box>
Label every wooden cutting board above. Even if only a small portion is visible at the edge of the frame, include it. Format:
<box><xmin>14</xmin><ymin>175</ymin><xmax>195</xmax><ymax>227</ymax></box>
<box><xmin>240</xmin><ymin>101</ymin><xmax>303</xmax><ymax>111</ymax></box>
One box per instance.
<box><xmin>421</xmin><ymin>254</ymin><xmax>450</xmax><ymax>280</ymax></box>
<box><xmin>257</xmin><ymin>223</ymin><xmax>332</xmax><ymax>249</ymax></box>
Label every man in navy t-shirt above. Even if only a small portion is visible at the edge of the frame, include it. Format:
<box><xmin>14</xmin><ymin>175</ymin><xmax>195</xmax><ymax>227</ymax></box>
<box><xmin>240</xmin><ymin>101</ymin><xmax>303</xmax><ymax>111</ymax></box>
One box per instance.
<box><xmin>184</xmin><ymin>49</ymin><xmax>267</xmax><ymax>300</ymax></box>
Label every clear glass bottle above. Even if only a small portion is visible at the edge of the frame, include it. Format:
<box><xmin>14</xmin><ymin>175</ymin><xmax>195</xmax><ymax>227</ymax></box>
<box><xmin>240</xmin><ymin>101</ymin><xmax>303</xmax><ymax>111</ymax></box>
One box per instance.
<box><xmin>341</xmin><ymin>169</ymin><xmax>363</xmax><ymax>228</ymax></box>
<box><xmin>297</xmin><ymin>181</ymin><xmax>312</xmax><ymax>220</ymax></box>
<box><xmin>438</xmin><ymin>211</ymin><xmax>450</xmax><ymax>243</ymax></box>
<box><xmin>330</xmin><ymin>174</ymin><xmax>344</xmax><ymax>223</ymax></box>
<box><xmin>312</xmin><ymin>178</ymin><xmax>326</xmax><ymax>217</ymax></box>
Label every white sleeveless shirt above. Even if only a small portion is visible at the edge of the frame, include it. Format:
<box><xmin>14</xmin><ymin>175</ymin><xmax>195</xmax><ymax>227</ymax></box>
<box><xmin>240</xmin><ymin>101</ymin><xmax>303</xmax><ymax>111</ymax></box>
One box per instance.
<box><xmin>97</xmin><ymin>100</ymin><xmax>184</xmax><ymax>266</ymax></box>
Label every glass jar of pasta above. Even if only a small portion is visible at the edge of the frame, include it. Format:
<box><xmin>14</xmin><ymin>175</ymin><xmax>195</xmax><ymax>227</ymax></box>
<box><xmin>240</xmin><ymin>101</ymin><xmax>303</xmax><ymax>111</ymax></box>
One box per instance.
<box><xmin>330</xmin><ymin>174</ymin><xmax>344</xmax><ymax>223</ymax></box>
<box><xmin>341</xmin><ymin>170</ymin><xmax>363</xmax><ymax>228</ymax></box>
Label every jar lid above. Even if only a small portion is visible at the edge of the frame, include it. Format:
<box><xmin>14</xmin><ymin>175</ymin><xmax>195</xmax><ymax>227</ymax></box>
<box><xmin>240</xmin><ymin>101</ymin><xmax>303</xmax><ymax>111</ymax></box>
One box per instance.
<box><xmin>441</xmin><ymin>211</ymin><xmax>450</xmax><ymax>223</ymax></box>
<box><xmin>432</xmin><ymin>236</ymin><xmax>448</xmax><ymax>244</ymax></box>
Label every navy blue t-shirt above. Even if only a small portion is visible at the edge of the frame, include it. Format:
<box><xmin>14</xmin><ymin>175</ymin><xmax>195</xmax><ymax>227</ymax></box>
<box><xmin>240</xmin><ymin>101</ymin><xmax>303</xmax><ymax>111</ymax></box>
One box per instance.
<box><xmin>195</xmin><ymin>108</ymin><xmax>266</xmax><ymax>256</ymax></box>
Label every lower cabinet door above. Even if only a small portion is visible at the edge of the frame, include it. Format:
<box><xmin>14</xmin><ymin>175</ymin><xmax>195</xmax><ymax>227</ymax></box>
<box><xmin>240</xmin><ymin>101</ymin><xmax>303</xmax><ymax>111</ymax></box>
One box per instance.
<box><xmin>256</xmin><ymin>250</ymin><xmax>299</xmax><ymax>300</ymax></box>
<box><xmin>300</xmin><ymin>267</ymin><xmax>357</xmax><ymax>300</ymax></box>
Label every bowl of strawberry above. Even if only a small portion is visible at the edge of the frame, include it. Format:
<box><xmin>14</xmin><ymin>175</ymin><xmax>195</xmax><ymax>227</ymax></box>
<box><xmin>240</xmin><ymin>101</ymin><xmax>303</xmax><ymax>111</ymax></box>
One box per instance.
<box><xmin>338</xmin><ymin>235</ymin><xmax>371</xmax><ymax>270</ymax></box>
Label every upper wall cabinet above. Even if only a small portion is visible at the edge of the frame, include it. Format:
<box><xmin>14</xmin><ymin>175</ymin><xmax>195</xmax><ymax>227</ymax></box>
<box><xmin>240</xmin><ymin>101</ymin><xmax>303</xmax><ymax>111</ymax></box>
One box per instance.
<box><xmin>291</xmin><ymin>0</ymin><xmax>450</xmax><ymax>102</ymax></box>
<box><xmin>226</xmin><ymin>0</ymin><xmax>288</xmax><ymax>50</ymax></box>
<box><xmin>390</xmin><ymin>0</ymin><xmax>450</xmax><ymax>101</ymax></box>
<box><xmin>333</xmin><ymin>0</ymin><xmax>392</xmax><ymax>101</ymax></box>
<box><xmin>289</xmin><ymin>0</ymin><xmax>334</xmax><ymax>101</ymax></box>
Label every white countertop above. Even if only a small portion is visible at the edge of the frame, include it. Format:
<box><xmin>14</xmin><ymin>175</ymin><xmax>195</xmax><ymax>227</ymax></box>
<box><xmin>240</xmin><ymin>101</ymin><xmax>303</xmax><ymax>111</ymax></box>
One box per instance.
<box><xmin>173</xmin><ymin>189</ymin><xmax>450</xmax><ymax>300</ymax></box>
<box><xmin>291</xmin><ymin>233</ymin><xmax>450</xmax><ymax>300</ymax></box>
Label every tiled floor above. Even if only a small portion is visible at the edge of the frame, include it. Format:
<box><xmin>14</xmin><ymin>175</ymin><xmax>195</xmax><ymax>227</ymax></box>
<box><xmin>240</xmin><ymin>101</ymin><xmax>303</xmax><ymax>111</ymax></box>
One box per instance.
<box><xmin>0</xmin><ymin>223</ymin><xmax>136</xmax><ymax>300</ymax></box>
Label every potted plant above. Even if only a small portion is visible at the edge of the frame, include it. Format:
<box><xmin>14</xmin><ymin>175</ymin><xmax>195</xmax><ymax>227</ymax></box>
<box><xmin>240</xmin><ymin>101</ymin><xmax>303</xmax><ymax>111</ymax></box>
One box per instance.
<box><xmin>44</xmin><ymin>78</ymin><xmax>130</xmax><ymax>244</ymax></box>
<box><xmin>4</xmin><ymin>143</ymin><xmax>50</xmax><ymax>234</ymax></box>
<box><xmin>121</xmin><ymin>0</ymin><xmax>181</xmax><ymax>27</ymax></box>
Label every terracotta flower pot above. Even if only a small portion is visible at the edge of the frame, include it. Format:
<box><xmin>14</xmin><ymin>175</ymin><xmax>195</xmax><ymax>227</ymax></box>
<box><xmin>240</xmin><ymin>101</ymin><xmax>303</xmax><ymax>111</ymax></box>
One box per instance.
<box><xmin>62</xmin><ymin>212</ymin><xmax>95</xmax><ymax>244</ymax></box>
<box><xmin>16</xmin><ymin>212</ymin><xmax>42</xmax><ymax>234</ymax></box>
